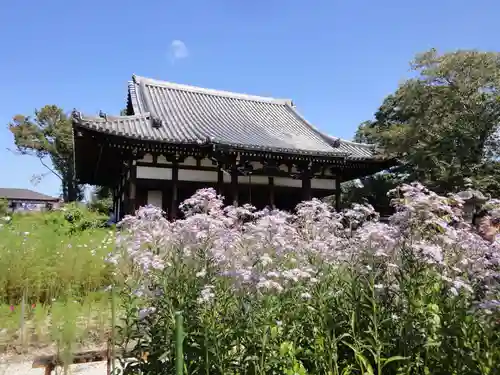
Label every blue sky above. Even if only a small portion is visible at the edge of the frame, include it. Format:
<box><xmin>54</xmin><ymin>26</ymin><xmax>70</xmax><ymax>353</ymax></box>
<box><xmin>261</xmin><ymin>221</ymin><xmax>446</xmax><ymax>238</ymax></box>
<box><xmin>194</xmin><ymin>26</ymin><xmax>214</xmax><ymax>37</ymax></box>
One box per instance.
<box><xmin>0</xmin><ymin>0</ymin><xmax>498</xmax><ymax>197</ymax></box>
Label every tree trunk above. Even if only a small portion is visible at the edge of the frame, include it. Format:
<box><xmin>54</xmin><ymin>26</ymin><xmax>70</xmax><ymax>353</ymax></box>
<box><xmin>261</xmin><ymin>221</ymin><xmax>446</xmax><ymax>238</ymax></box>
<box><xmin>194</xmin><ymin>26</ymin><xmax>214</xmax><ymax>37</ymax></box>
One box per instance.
<box><xmin>67</xmin><ymin>183</ymin><xmax>78</xmax><ymax>202</ymax></box>
<box><xmin>62</xmin><ymin>173</ymin><xmax>80</xmax><ymax>202</ymax></box>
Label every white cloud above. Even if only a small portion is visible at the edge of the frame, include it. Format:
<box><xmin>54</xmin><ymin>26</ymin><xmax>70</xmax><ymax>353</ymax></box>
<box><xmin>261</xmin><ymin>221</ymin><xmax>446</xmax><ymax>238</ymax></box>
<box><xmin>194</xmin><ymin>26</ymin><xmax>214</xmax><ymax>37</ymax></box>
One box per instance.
<box><xmin>169</xmin><ymin>40</ymin><xmax>189</xmax><ymax>62</ymax></box>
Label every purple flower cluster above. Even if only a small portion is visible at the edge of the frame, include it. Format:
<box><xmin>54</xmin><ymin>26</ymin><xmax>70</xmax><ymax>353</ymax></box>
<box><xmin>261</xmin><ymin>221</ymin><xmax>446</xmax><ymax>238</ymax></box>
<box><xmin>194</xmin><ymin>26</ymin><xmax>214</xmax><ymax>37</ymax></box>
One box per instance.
<box><xmin>110</xmin><ymin>184</ymin><xmax>500</xmax><ymax>312</ymax></box>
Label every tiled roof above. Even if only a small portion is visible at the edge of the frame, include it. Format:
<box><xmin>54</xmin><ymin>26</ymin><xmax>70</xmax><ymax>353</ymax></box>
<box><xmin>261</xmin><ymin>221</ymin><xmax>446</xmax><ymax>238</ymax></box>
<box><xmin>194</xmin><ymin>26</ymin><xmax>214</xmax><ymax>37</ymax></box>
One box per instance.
<box><xmin>74</xmin><ymin>75</ymin><xmax>376</xmax><ymax>159</ymax></box>
<box><xmin>324</xmin><ymin>135</ymin><xmax>377</xmax><ymax>159</ymax></box>
<box><xmin>0</xmin><ymin>188</ymin><xmax>59</xmax><ymax>202</ymax></box>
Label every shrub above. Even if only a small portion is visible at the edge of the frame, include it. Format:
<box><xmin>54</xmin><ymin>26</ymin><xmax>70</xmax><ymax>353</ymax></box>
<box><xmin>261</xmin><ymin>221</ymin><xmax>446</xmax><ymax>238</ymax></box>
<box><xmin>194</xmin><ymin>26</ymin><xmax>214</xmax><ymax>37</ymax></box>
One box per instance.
<box><xmin>0</xmin><ymin>198</ymin><xmax>9</xmax><ymax>217</ymax></box>
<box><xmin>88</xmin><ymin>197</ymin><xmax>113</xmax><ymax>215</ymax></box>
<box><xmin>109</xmin><ymin>184</ymin><xmax>500</xmax><ymax>374</ymax></box>
<box><xmin>43</xmin><ymin>202</ymin><xmax>109</xmax><ymax>234</ymax></box>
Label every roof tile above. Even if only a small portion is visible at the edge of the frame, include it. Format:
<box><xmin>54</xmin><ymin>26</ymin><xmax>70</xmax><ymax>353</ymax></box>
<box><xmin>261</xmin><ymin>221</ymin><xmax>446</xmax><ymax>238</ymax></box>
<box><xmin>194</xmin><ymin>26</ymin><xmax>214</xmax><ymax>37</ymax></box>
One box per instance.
<box><xmin>75</xmin><ymin>75</ymin><xmax>375</xmax><ymax>159</ymax></box>
<box><xmin>0</xmin><ymin>188</ymin><xmax>58</xmax><ymax>202</ymax></box>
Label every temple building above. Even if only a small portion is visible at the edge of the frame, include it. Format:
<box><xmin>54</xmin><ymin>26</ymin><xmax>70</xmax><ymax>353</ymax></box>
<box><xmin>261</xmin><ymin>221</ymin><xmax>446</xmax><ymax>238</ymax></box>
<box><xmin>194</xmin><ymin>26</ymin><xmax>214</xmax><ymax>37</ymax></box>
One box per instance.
<box><xmin>72</xmin><ymin>75</ymin><xmax>391</xmax><ymax>220</ymax></box>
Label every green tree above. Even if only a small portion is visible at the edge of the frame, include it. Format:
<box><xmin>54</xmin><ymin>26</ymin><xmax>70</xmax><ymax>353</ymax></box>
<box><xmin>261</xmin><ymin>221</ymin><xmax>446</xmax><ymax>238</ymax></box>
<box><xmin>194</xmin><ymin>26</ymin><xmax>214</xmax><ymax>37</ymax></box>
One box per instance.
<box><xmin>0</xmin><ymin>198</ymin><xmax>9</xmax><ymax>216</ymax></box>
<box><xmin>340</xmin><ymin>172</ymin><xmax>407</xmax><ymax>216</ymax></box>
<box><xmin>356</xmin><ymin>48</ymin><xmax>500</xmax><ymax>194</ymax></box>
<box><xmin>9</xmin><ymin>105</ymin><xmax>84</xmax><ymax>202</ymax></box>
<box><xmin>88</xmin><ymin>185</ymin><xmax>113</xmax><ymax>214</ymax></box>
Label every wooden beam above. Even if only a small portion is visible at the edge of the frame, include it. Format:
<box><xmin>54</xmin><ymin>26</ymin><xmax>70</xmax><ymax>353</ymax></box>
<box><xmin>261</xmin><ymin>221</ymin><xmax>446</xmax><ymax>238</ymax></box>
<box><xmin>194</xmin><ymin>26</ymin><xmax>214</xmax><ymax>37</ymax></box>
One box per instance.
<box><xmin>302</xmin><ymin>174</ymin><xmax>312</xmax><ymax>201</ymax></box>
<box><xmin>335</xmin><ymin>175</ymin><xmax>342</xmax><ymax>212</ymax></box>
<box><xmin>111</xmin><ymin>187</ymin><xmax>116</xmax><ymax>217</ymax></box>
<box><xmin>217</xmin><ymin>165</ymin><xmax>224</xmax><ymax>195</ymax></box>
<box><xmin>231</xmin><ymin>168</ymin><xmax>239</xmax><ymax>207</ymax></box>
<box><xmin>169</xmin><ymin>162</ymin><xmax>179</xmax><ymax>220</ymax></box>
<box><xmin>128</xmin><ymin>160</ymin><xmax>137</xmax><ymax>214</ymax></box>
<box><xmin>301</xmin><ymin>163</ymin><xmax>313</xmax><ymax>202</ymax></box>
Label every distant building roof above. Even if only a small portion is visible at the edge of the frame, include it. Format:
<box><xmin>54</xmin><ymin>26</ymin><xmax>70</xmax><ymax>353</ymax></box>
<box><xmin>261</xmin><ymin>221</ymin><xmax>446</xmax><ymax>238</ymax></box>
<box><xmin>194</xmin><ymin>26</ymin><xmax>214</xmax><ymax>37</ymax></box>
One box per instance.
<box><xmin>72</xmin><ymin>75</ymin><xmax>377</xmax><ymax>160</ymax></box>
<box><xmin>0</xmin><ymin>188</ymin><xmax>59</xmax><ymax>202</ymax></box>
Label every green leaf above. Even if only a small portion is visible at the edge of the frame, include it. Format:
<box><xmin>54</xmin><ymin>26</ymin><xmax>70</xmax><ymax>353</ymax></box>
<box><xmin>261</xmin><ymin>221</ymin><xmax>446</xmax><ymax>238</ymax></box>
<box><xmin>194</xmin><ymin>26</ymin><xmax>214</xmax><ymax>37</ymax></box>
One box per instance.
<box><xmin>381</xmin><ymin>355</ymin><xmax>408</xmax><ymax>369</ymax></box>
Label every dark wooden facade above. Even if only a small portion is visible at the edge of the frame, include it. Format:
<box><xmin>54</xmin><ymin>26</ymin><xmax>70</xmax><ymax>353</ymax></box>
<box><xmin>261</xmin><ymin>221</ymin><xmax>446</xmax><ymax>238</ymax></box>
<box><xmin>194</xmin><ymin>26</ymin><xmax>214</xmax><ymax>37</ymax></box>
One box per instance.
<box><xmin>72</xmin><ymin>75</ymin><xmax>392</xmax><ymax>220</ymax></box>
<box><xmin>73</xmin><ymin>126</ymin><xmax>391</xmax><ymax>220</ymax></box>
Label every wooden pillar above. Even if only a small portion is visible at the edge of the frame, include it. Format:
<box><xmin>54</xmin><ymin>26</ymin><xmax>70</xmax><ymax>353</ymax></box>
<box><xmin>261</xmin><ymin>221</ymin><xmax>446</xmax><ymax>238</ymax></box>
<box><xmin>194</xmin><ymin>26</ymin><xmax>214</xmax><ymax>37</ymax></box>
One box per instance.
<box><xmin>217</xmin><ymin>165</ymin><xmax>224</xmax><ymax>196</ymax></box>
<box><xmin>161</xmin><ymin>189</ymin><xmax>169</xmax><ymax>217</ymax></box>
<box><xmin>119</xmin><ymin>175</ymin><xmax>125</xmax><ymax>220</ymax></box>
<box><xmin>128</xmin><ymin>161</ymin><xmax>137</xmax><ymax>214</ymax></box>
<box><xmin>302</xmin><ymin>174</ymin><xmax>312</xmax><ymax>201</ymax></box>
<box><xmin>123</xmin><ymin>176</ymin><xmax>129</xmax><ymax>216</ymax></box>
<box><xmin>111</xmin><ymin>188</ymin><xmax>115</xmax><ymax>214</ymax></box>
<box><xmin>112</xmin><ymin>187</ymin><xmax>117</xmax><ymax>217</ymax></box>
<box><xmin>119</xmin><ymin>172</ymin><xmax>125</xmax><ymax>220</ymax></box>
<box><xmin>268</xmin><ymin>177</ymin><xmax>275</xmax><ymax>208</ymax></box>
<box><xmin>118</xmin><ymin>191</ymin><xmax>123</xmax><ymax>221</ymax></box>
<box><xmin>335</xmin><ymin>175</ymin><xmax>342</xmax><ymax>212</ymax></box>
<box><xmin>231</xmin><ymin>168</ymin><xmax>239</xmax><ymax>207</ymax></box>
<box><xmin>169</xmin><ymin>163</ymin><xmax>179</xmax><ymax>220</ymax></box>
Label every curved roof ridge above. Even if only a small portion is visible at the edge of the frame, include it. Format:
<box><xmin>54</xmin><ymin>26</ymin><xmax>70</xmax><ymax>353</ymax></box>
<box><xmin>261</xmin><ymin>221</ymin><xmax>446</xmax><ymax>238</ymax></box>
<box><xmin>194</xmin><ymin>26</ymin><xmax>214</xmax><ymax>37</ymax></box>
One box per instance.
<box><xmin>331</xmin><ymin>136</ymin><xmax>375</xmax><ymax>149</ymax></box>
<box><xmin>132</xmin><ymin>74</ymin><xmax>293</xmax><ymax>106</ymax></box>
<box><xmin>127</xmin><ymin>79</ymin><xmax>144</xmax><ymax>114</ymax></box>
<box><xmin>78</xmin><ymin>112</ymin><xmax>152</xmax><ymax>122</ymax></box>
<box><xmin>283</xmin><ymin>106</ymin><xmax>351</xmax><ymax>155</ymax></box>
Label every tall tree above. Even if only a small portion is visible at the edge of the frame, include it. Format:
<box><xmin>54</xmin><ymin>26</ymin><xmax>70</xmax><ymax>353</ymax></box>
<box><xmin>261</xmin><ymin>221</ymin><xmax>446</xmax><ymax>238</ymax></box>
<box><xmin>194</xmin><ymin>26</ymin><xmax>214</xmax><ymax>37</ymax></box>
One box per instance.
<box><xmin>9</xmin><ymin>105</ymin><xmax>84</xmax><ymax>202</ymax></box>
<box><xmin>356</xmin><ymin>49</ymin><xmax>500</xmax><ymax>194</ymax></box>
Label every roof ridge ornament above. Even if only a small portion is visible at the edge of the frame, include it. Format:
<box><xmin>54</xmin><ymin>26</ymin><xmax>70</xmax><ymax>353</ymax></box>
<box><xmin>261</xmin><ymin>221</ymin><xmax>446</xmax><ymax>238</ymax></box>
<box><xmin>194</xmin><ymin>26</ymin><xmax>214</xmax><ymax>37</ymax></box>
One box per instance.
<box><xmin>151</xmin><ymin>116</ymin><xmax>163</xmax><ymax>129</ymax></box>
<box><xmin>71</xmin><ymin>109</ymin><xmax>82</xmax><ymax>121</ymax></box>
<box><xmin>330</xmin><ymin>137</ymin><xmax>341</xmax><ymax>148</ymax></box>
<box><xmin>98</xmin><ymin>110</ymin><xmax>107</xmax><ymax>120</ymax></box>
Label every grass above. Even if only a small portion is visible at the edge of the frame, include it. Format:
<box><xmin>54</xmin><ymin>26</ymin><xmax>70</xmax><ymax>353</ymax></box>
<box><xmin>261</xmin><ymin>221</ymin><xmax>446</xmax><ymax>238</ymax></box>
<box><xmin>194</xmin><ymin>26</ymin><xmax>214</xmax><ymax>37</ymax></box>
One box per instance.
<box><xmin>1</xmin><ymin>190</ymin><xmax>499</xmax><ymax>374</ymax></box>
<box><xmin>0</xmin><ymin>207</ymin><xmax>115</xmax><ymax>353</ymax></box>
<box><xmin>0</xmin><ymin>293</ymin><xmax>113</xmax><ymax>353</ymax></box>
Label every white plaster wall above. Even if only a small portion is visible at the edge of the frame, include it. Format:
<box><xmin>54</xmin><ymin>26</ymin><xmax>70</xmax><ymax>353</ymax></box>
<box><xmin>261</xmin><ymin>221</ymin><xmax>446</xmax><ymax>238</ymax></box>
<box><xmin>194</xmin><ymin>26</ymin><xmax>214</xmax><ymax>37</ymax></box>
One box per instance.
<box><xmin>312</xmin><ymin>178</ymin><xmax>336</xmax><ymax>190</ymax></box>
<box><xmin>200</xmin><ymin>158</ymin><xmax>214</xmax><ymax>167</ymax></box>
<box><xmin>136</xmin><ymin>166</ymin><xmax>336</xmax><ymax>189</ymax></box>
<box><xmin>182</xmin><ymin>156</ymin><xmax>197</xmax><ymax>166</ymax></box>
<box><xmin>147</xmin><ymin>190</ymin><xmax>163</xmax><ymax>208</ymax></box>
<box><xmin>137</xmin><ymin>166</ymin><xmax>173</xmax><ymax>180</ymax></box>
<box><xmin>274</xmin><ymin>177</ymin><xmax>302</xmax><ymax>188</ymax></box>
<box><xmin>139</xmin><ymin>153</ymin><xmax>154</xmax><ymax>162</ymax></box>
<box><xmin>238</xmin><ymin>175</ymin><xmax>269</xmax><ymax>185</ymax></box>
<box><xmin>250</xmin><ymin>161</ymin><xmax>263</xmax><ymax>170</ymax></box>
<box><xmin>178</xmin><ymin>169</ymin><xmax>217</xmax><ymax>182</ymax></box>
<box><xmin>157</xmin><ymin>155</ymin><xmax>168</xmax><ymax>164</ymax></box>
<box><xmin>279</xmin><ymin>164</ymin><xmax>288</xmax><ymax>172</ymax></box>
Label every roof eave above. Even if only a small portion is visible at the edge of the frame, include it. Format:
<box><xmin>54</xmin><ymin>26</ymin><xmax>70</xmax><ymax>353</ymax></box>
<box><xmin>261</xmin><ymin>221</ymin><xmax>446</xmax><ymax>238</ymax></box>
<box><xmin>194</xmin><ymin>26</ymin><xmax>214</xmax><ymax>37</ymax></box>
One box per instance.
<box><xmin>73</xmin><ymin>124</ymin><xmax>385</xmax><ymax>162</ymax></box>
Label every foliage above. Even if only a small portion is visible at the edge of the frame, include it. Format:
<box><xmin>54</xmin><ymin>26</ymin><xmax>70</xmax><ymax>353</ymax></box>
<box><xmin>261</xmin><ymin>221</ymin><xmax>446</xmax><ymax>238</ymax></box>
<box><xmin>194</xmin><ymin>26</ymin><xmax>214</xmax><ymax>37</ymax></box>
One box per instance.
<box><xmin>0</xmin><ymin>198</ymin><xmax>9</xmax><ymax>217</ymax></box>
<box><xmin>88</xmin><ymin>186</ymin><xmax>113</xmax><ymax>214</ymax></box>
<box><xmin>341</xmin><ymin>171</ymin><xmax>409</xmax><ymax>217</ymax></box>
<box><xmin>355</xmin><ymin>49</ymin><xmax>500</xmax><ymax>195</ymax></box>
<box><xmin>44</xmin><ymin>202</ymin><xmax>109</xmax><ymax>234</ymax></box>
<box><xmin>0</xmin><ymin>210</ymin><xmax>115</xmax><ymax>351</ymax></box>
<box><xmin>0</xmin><ymin>292</ymin><xmax>112</xmax><ymax>353</ymax></box>
<box><xmin>88</xmin><ymin>197</ymin><xmax>113</xmax><ymax>215</ymax></box>
<box><xmin>8</xmin><ymin>105</ymin><xmax>84</xmax><ymax>202</ymax></box>
<box><xmin>0</xmin><ymin>210</ymin><xmax>114</xmax><ymax>304</ymax></box>
<box><xmin>110</xmin><ymin>186</ymin><xmax>500</xmax><ymax>374</ymax></box>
